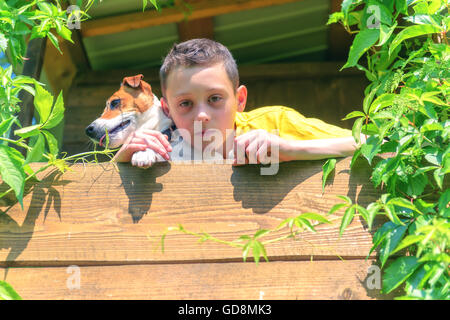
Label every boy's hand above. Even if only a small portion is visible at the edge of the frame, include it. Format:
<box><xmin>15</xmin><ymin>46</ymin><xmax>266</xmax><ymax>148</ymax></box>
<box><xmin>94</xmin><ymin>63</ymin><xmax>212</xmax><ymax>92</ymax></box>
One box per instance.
<box><xmin>113</xmin><ymin>129</ymin><xmax>172</xmax><ymax>165</ymax></box>
<box><xmin>233</xmin><ymin>129</ymin><xmax>291</xmax><ymax>166</ymax></box>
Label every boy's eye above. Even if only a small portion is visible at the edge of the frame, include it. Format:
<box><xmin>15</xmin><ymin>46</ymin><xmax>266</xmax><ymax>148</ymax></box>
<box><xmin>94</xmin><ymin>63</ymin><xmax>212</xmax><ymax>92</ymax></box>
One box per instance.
<box><xmin>209</xmin><ymin>95</ymin><xmax>222</xmax><ymax>104</ymax></box>
<box><xmin>179</xmin><ymin>100</ymin><xmax>193</xmax><ymax>108</ymax></box>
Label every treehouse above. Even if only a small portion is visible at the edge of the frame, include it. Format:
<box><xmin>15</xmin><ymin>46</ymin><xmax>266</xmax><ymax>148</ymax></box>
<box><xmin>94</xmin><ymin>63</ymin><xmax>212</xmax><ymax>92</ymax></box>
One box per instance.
<box><xmin>1</xmin><ymin>0</ymin><xmax>401</xmax><ymax>299</ymax></box>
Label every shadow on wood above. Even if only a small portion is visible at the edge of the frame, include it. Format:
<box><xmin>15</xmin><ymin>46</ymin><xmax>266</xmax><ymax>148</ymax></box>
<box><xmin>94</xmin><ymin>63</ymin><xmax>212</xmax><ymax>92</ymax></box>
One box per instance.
<box><xmin>230</xmin><ymin>161</ymin><xmax>323</xmax><ymax>214</ymax></box>
<box><xmin>117</xmin><ymin>162</ymin><xmax>171</xmax><ymax>223</ymax></box>
<box><xmin>0</xmin><ymin>169</ymin><xmax>69</xmax><ymax>265</ymax></box>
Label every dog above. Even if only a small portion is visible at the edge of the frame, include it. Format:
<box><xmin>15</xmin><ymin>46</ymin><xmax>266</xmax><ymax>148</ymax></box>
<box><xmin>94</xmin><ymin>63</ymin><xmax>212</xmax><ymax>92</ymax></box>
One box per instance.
<box><xmin>85</xmin><ymin>74</ymin><xmax>176</xmax><ymax>167</ymax></box>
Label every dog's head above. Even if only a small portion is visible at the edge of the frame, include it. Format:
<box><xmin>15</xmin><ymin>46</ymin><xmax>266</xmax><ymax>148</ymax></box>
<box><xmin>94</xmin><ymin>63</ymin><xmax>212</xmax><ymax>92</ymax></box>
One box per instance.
<box><xmin>85</xmin><ymin>74</ymin><xmax>157</xmax><ymax>148</ymax></box>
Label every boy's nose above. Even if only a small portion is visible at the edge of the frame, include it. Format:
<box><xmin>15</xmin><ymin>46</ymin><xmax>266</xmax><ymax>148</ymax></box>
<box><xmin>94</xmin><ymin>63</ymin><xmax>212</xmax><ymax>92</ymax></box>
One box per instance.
<box><xmin>196</xmin><ymin>106</ymin><xmax>210</xmax><ymax>122</ymax></box>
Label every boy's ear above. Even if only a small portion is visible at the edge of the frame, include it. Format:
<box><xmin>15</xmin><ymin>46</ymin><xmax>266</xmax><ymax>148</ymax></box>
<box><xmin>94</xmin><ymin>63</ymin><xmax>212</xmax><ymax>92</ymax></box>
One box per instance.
<box><xmin>236</xmin><ymin>85</ymin><xmax>247</xmax><ymax>113</ymax></box>
<box><xmin>160</xmin><ymin>97</ymin><xmax>171</xmax><ymax>118</ymax></box>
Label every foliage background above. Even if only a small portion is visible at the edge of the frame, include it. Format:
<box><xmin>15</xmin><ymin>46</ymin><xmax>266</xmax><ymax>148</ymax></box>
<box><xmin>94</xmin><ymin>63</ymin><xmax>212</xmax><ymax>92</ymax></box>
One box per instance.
<box><xmin>0</xmin><ymin>0</ymin><xmax>448</xmax><ymax>300</ymax></box>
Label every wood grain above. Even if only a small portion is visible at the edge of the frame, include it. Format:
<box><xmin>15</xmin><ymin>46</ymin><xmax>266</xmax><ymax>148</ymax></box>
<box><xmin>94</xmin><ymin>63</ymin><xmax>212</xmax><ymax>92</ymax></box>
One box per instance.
<box><xmin>0</xmin><ymin>259</ymin><xmax>392</xmax><ymax>300</ymax></box>
<box><xmin>0</xmin><ymin>157</ymin><xmax>382</xmax><ymax>266</ymax></box>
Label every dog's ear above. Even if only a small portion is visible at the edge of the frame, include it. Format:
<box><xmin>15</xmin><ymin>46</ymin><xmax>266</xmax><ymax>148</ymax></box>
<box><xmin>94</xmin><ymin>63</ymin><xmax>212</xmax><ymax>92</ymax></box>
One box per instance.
<box><xmin>122</xmin><ymin>74</ymin><xmax>152</xmax><ymax>96</ymax></box>
<box><xmin>140</xmin><ymin>80</ymin><xmax>153</xmax><ymax>96</ymax></box>
<box><xmin>122</xmin><ymin>74</ymin><xmax>144</xmax><ymax>88</ymax></box>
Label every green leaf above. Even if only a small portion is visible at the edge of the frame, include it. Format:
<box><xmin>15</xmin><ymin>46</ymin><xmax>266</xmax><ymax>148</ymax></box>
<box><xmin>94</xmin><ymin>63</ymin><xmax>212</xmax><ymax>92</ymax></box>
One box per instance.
<box><xmin>337</xmin><ymin>195</ymin><xmax>352</xmax><ymax>205</ymax></box>
<box><xmin>365</xmin><ymin>202</ymin><xmax>381</xmax><ymax>230</ymax></box>
<box><xmin>298</xmin><ymin>212</ymin><xmax>331</xmax><ymax>225</ymax></box>
<box><xmin>339</xmin><ymin>205</ymin><xmax>355</xmax><ymax>237</ymax></box>
<box><xmin>57</xmin><ymin>25</ymin><xmax>73</xmax><ymax>44</ymax></box>
<box><xmin>47</xmin><ymin>31</ymin><xmax>62</xmax><ymax>54</ymax></box>
<box><xmin>341</xmin><ymin>0</ymin><xmax>353</xmax><ymax>16</ymax></box>
<box><xmin>378</xmin><ymin>23</ymin><xmax>397</xmax><ymax>46</ymax></box>
<box><xmin>328</xmin><ymin>203</ymin><xmax>348</xmax><ymax>216</ymax></box>
<box><xmin>384</xmin><ymin>203</ymin><xmax>404</xmax><ymax>225</ymax></box>
<box><xmin>0</xmin><ymin>145</ymin><xmax>25</xmax><ymax>208</ymax></box>
<box><xmin>42</xmin><ymin>130</ymin><xmax>59</xmax><ymax>155</ymax></box>
<box><xmin>43</xmin><ymin>91</ymin><xmax>65</xmax><ymax>129</ymax></box>
<box><xmin>360</xmin><ymin>135</ymin><xmax>381</xmax><ymax>166</ymax></box>
<box><xmin>382</xmin><ymin>256</ymin><xmax>421</xmax><ymax>294</ymax></box>
<box><xmin>322</xmin><ymin>158</ymin><xmax>336</xmax><ymax>192</ymax></box>
<box><xmin>395</xmin><ymin>0</ymin><xmax>408</xmax><ymax>15</ymax></box>
<box><xmin>0</xmin><ymin>281</ymin><xmax>22</xmax><ymax>300</ymax></box>
<box><xmin>34</xmin><ymin>83</ymin><xmax>53</xmax><ymax>124</ymax></box>
<box><xmin>342</xmin><ymin>111</ymin><xmax>366</xmax><ymax>121</ymax></box>
<box><xmin>327</xmin><ymin>11</ymin><xmax>345</xmax><ymax>25</ymax></box>
<box><xmin>437</xmin><ymin>189</ymin><xmax>450</xmax><ymax>217</ymax></box>
<box><xmin>369</xmin><ymin>93</ymin><xmax>396</xmax><ymax>114</ymax></box>
<box><xmin>250</xmin><ymin>240</ymin><xmax>268</xmax><ymax>265</ymax></box>
<box><xmin>370</xmin><ymin>221</ymin><xmax>395</xmax><ymax>257</ymax></box>
<box><xmin>25</xmin><ymin>133</ymin><xmax>45</xmax><ymax>164</ymax></box>
<box><xmin>342</xmin><ymin>28</ymin><xmax>380</xmax><ymax>70</ymax></box>
<box><xmin>361</xmin><ymin>123</ymin><xmax>379</xmax><ymax>136</ymax></box>
<box><xmin>14</xmin><ymin>124</ymin><xmax>41</xmax><ymax>139</ymax></box>
<box><xmin>420</xmin><ymin>122</ymin><xmax>443</xmax><ymax>133</ymax></box>
<box><xmin>37</xmin><ymin>2</ymin><xmax>53</xmax><ymax>14</ymax></box>
<box><xmin>388</xmin><ymin>198</ymin><xmax>419</xmax><ymax>213</ymax></box>
<box><xmin>253</xmin><ymin>229</ymin><xmax>271</xmax><ymax>239</ymax></box>
<box><xmin>350</xmin><ymin>147</ymin><xmax>362</xmax><ymax>170</ymax></box>
<box><xmin>433</xmin><ymin>167</ymin><xmax>444</xmax><ymax>190</ymax></box>
<box><xmin>0</xmin><ymin>116</ymin><xmax>17</xmax><ymax>136</ymax></box>
<box><xmin>391</xmin><ymin>234</ymin><xmax>426</xmax><ymax>255</ymax></box>
<box><xmin>378</xmin><ymin>224</ymin><xmax>408</xmax><ymax>268</ymax></box>
<box><xmin>389</xmin><ymin>24</ymin><xmax>442</xmax><ymax>56</ymax></box>
<box><xmin>352</xmin><ymin>117</ymin><xmax>364</xmax><ymax>145</ymax></box>
<box><xmin>363</xmin><ymin>85</ymin><xmax>378</xmax><ymax>115</ymax></box>
<box><xmin>242</xmin><ymin>242</ymin><xmax>251</xmax><ymax>262</ymax></box>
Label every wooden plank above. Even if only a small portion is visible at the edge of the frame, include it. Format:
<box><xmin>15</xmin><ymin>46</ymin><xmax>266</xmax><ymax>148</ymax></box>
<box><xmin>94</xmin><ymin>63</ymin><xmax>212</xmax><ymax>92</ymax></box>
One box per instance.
<box><xmin>81</xmin><ymin>0</ymin><xmax>304</xmax><ymax>38</ymax></box>
<box><xmin>0</xmin><ymin>157</ymin><xmax>385</xmax><ymax>266</ymax></box>
<box><xmin>42</xmin><ymin>37</ymin><xmax>78</xmax><ymax>101</ymax></box>
<box><xmin>0</xmin><ymin>259</ymin><xmax>394</xmax><ymax>299</ymax></box>
<box><xmin>177</xmin><ymin>17</ymin><xmax>215</xmax><ymax>41</ymax></box>
<box><xmin>64</xmin><ymin>29</ymin><xmax>91</xmax><ymax>72</ymax></box>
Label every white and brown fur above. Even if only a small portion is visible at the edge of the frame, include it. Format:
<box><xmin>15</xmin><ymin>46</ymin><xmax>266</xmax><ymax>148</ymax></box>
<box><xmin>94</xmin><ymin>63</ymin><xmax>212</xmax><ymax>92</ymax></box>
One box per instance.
<box><xmin>85</xmin><ymin>74</ymin><xmax>174</xmax><ymax>167</ymax></box>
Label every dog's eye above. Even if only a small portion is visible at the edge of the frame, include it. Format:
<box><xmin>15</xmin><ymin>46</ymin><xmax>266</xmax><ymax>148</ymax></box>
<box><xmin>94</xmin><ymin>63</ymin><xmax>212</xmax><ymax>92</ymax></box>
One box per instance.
<box><xmin>110</xmin><ymin>99</ymin><xmax>121</xmax><ymax>109</ymax></box>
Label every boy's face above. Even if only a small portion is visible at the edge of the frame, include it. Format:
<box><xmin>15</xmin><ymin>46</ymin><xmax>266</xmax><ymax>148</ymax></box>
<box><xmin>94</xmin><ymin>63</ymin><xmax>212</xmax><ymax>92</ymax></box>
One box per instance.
<box><xmin>161</xmin><ymin>62</ymin><xmax>247</xmax><ymax>152</ymax></box>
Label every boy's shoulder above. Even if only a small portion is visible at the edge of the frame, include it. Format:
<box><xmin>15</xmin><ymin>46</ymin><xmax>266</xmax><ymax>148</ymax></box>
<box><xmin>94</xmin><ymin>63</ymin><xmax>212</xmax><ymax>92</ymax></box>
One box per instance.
<box><xmin>236</xmin><ymin>105</ymin><xmax>305</xmax><ymax>123</ymax></box>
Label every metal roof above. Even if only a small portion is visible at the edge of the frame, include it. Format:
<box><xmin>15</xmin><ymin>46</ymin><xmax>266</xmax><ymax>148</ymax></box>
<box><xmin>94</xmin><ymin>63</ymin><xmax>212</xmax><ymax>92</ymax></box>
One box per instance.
<box><xmin>80</xmin><ymin>0</ymin><xmax>330</xmax><ymax>70</ymax></box>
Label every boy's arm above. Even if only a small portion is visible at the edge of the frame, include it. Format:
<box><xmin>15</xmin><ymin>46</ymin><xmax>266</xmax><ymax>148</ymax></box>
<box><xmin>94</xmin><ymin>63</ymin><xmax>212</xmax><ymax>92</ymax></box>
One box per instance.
<box><xmin>233</xmin><ymin>129</ymin><xmax>367</xmax><ymax>165</ymax></box>
<box><xmin>282</xmin><ymin>134</ymin><xmax>368</xmax><ymax>161</ymax></box>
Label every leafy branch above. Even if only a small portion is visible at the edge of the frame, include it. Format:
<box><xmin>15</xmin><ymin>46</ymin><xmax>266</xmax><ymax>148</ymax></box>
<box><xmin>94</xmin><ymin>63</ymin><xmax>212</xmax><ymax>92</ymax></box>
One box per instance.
<box><xmin>157</xmin><ymin>212</ymin><xmax>333</xmax><ymax>265</ymax></box>
<box><xmin>327</xmin><ymin>0</ymin><xmax>449</xmax><ymax>299</ymax></box>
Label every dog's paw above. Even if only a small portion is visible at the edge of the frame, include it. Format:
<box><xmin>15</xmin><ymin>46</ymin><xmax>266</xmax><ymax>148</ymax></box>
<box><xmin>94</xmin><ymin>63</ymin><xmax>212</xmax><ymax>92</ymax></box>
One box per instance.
<box><xmin>131</xmin><ymin>149</ymin><xmax>159</xmax><ymax>168</ymax></box>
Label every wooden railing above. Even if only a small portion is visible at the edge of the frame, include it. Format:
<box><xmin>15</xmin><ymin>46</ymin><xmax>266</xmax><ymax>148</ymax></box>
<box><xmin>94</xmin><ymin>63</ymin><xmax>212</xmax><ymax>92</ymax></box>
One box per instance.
<box><xmin>0</xmin><ymin>156</ymin><xmax>395</xmax><ymax>299</ymax></box>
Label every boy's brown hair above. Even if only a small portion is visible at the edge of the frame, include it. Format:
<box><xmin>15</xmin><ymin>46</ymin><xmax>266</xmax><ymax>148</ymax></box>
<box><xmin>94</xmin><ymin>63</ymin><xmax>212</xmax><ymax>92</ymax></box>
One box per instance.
<box><xmin>159</xmin><ymin>38</ymin><xmax>239</xmax><ymax>96</ymax></box>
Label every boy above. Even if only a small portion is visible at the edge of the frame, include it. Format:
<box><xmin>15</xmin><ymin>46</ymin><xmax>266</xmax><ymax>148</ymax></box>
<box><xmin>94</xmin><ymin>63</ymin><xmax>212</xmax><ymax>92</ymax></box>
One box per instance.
<box><xmin>114</xmin><ymin>38</ymin><xmax>364</xmax><ymax>166</ymax></box>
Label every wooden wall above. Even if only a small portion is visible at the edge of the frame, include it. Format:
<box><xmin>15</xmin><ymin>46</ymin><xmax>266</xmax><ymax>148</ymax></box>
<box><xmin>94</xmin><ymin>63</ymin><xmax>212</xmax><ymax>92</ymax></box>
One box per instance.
<box><xmin>62</xmin><ymin>62</ymin><xmax>368</xmax><ymax>156</ymax></box>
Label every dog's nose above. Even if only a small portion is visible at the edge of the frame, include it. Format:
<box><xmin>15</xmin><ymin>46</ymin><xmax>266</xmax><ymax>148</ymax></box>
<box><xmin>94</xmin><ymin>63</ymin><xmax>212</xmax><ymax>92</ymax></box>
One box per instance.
<box><xmin>85</xmin><ymin>124</ymin><xmax>95</xmax><ymax>137</ymax></box>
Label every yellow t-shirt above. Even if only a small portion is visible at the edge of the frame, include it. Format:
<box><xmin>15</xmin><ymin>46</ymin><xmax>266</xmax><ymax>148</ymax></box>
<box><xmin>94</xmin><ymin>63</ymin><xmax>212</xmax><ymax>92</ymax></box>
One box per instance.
<box><xmin>235</xmin><ymin>106</ymin><xmax>352</xmax><ymax>140</ymax></box>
